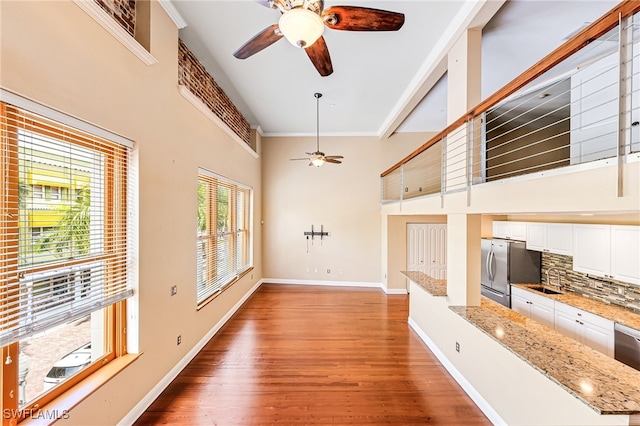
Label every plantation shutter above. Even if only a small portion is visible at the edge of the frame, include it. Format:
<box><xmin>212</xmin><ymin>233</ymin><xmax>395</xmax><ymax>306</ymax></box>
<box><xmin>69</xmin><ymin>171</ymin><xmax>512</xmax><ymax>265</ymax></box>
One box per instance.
<box><xmin>0</xmin><ymin>92</ymin><xmax>133</xmax><ymax>347</ymax></box>
<box><xmin>196</xmin><ymin>169</ymin><xmax>251</xmax><ymax>304</ymax></box>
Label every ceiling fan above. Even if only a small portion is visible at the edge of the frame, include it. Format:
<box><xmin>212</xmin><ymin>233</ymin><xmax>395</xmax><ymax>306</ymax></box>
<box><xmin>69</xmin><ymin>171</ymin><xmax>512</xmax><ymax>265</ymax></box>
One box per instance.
<box><xmin>233</xmin><ymin>0</ymin><xmax>405</xmax><ymax>76</ymax></box>
<box><xmin>290</xmin><ymin>93</ymin><xmax>343</xmax><ymax>167</ymax></box>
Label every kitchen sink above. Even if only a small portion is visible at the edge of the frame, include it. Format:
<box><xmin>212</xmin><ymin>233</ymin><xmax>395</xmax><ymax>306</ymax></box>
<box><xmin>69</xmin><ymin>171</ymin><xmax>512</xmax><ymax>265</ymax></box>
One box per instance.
<box><xmin>528</xmin><ymin>285</ymin><xmax>562</xmax><ymax>295</ymax></box>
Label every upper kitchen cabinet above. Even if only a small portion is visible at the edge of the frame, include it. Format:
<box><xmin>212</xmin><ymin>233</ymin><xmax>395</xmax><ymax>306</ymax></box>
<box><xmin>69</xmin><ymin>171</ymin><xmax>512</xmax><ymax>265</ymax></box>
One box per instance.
<box><xmin>573</xmin><ymin>224</ymin><xmax>640</xmax><ymax>285</ymax></box>
<box><xmin>610</xmin><ymin>225</ymin><xmax>640</xmax><ymax>285</ymax></box>
<box><xmin>573</xmin><ymin>224</ymin><xmax>611</xmax><ymax>278</ymax></box>
<box><xmin>526</xmin><ymin>223</ymin><xmax>573</xmax><ymax>255</ymax></box>
<box><xmin>493</xmin><ymin>221</ymin><xmax>527</xmax><ymax>241</ymax></box>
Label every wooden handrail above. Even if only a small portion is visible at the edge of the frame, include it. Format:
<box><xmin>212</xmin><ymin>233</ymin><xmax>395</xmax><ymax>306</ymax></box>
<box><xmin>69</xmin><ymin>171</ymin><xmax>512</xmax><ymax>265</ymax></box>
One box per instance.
<box><xmin>381</xmin><ymin>0</ymin><xmax>640</xmax><ymax>178</ymax></box>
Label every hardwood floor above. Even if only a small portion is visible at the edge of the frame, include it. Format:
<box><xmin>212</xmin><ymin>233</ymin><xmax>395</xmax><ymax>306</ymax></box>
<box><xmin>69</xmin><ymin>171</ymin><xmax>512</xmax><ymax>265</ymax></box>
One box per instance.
<box><xmin>134</xmin><ymin>284</ymin><xmax>490</xmax><ymax>425</ymax></box>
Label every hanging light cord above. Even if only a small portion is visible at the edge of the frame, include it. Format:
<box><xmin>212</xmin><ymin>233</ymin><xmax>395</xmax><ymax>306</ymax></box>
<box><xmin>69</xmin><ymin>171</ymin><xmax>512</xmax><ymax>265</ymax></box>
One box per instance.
<box><xmin>315</xmin><ymin>92</ymin><xmax>322</xmax><ymax>153</ymax></box>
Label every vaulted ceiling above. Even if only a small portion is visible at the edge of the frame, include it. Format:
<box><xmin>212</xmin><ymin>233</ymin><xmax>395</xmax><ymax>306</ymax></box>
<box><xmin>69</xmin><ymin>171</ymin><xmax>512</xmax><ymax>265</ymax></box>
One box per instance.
<box><xmin>167</xmin><ymin>0</ymin><xmax>617</xmax><ymax>137</ymax></box>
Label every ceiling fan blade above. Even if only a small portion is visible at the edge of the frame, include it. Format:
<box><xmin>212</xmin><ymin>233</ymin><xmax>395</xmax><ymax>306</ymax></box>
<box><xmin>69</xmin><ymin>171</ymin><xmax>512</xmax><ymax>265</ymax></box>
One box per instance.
<box><xmin>305</xmin><ymin>37</ymin><xmax>333</xmax><ymax>77</ymax></box>
<box><xmin>289</xmin><ymin>158</ymin><xmax>310</xmax><ymax>161</ymax></box>
<box><xmin>233</xmin><ymin>24</ymin><xmax>283</xmax><ymax>59</ymax></box>
<box><xmin>324</xmin><ymin>158</ymin><xmax>342</xmax><ymax>164</ymax></box>
<box><xmin>325</xmin><ymin>155</ymin><xmax>344</xmax><ymax>160</ymax></box>
<box><xmin>322</xmin><ymin>6</ymin><xmax>405</xmax><ymax>31</ymax></box>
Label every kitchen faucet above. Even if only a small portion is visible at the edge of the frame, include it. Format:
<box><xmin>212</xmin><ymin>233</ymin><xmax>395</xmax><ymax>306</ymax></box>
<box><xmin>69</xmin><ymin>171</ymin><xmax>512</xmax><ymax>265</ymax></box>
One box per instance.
<box><xmin>546</xmin><ymin>267</ymin><xmax>561</xmax><ymax>289</ymax></box>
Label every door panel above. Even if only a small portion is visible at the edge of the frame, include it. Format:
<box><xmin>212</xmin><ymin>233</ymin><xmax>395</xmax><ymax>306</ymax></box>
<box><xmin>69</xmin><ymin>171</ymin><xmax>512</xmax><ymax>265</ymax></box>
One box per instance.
<box><xmin>427</xmin><ymin>224</ymin><xmax>447</xmax><ymax>279</ymax></box>
<box><xmin>407</xmin><ymin>224</ymin><xmax>428</xmax><ymax>273</ymax></box>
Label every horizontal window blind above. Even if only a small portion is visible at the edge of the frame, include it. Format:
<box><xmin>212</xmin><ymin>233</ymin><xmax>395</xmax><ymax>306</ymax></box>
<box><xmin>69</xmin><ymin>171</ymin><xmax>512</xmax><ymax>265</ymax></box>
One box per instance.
<box><xmin>197</xmin><ymin>170</ymin><xmax>251</xmax><ymax>304</ymax></box>
<box><xmin>0</xmin><ymin>101</ymin><xmax>132</xmax><ymax>346</ymax></box>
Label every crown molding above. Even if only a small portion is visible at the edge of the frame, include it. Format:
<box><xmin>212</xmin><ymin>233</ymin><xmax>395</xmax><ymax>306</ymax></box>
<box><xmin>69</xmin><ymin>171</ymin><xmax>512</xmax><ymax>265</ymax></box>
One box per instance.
<box><xmin>158</xmin><ymin>0</ymin><xmax>188</xmax><ymax>29</ymax></box>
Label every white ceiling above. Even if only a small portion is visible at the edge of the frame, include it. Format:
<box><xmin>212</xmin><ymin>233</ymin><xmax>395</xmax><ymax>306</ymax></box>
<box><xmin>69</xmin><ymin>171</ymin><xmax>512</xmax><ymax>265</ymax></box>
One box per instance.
<box><xmin>168</xmin><ymin>0</ymin><xmax>618</xmax><ymax>137</ymax></box>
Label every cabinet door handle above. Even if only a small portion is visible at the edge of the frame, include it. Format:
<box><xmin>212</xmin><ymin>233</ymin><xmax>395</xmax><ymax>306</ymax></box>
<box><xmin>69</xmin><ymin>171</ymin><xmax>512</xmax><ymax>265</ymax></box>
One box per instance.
<box><xmin>577</xmin><ymin>313</ymin><xmax>582</xmax><ymax>317</ymax></box>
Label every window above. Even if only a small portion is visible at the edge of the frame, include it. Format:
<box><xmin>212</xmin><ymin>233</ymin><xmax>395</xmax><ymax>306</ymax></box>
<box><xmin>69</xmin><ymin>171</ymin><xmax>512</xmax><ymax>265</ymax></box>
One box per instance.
<box><xmin>48</xmin><ymin>186</ymin><xmax>60</xmax><ymax>200</ymax></box>
<box><xmin>0</xmin><ymin>97</ymin><xmax>133</xmax><ymax>418</ymax></box>
<box><xmin>197</xmin><ymin>169</ymin><xmax>251</xmax><ymax>306</ymax></box>
<box><xmin>31</xmin><ymin>185</ymin><xmax>43</xmax><ymax>199</ymax></box>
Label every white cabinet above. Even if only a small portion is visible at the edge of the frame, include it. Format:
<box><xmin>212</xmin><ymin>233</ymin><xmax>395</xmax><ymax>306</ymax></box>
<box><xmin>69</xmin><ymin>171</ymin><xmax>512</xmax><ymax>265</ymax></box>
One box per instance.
<box><xmin>573</xmin><ymin>224</ymin><xmax>640</xmax><ymax>285</ymax></box>
<box><xmin>573</xmin><ymin>224</ymin><xmax>610</xmax><ymax>277</ymax></box>
<box><xmin>610</xmin><ymin>225</ymin><xmax>640</xmax><ymax>285</ymax></box>
<box><xmin>554</xmin><ymin>301</ymin><xmax>614</xmax><ymax>357</ymax></box>
<box><xmin>526</xmin><ymin>223</ymin><xmax>573</xmax><ymax>255</ymax></box>
<box><xmin>493</xmin><ymin>221</ymin><xmax>527</xmax><ymax>241</ymax></box>
<box><xmin>511</xmin><ymin>287</ymin><xmax>555</xmax><ymax>329</ymax></box>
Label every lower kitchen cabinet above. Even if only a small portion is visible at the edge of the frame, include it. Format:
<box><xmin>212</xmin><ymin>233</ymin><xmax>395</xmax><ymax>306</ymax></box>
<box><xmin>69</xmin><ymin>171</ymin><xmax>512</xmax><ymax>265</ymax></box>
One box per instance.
<box><xmin>554</xmin><ymin>301</ymin><xmax>614</xmax><ymax>357</ymax></box>
<box><xmin>511</xmin><ymin>287</ymin><xmax>555</xmax><ymax>329</ymax></box>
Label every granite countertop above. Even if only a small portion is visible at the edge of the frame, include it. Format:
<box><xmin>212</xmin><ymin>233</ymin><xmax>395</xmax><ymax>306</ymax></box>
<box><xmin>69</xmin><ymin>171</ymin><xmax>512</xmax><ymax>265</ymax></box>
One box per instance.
<box><xmin>452</xmin><ymin>298</ymin><xmax>640</xmax><ymax>415</ymax></box>
<box><xmin>400</xmin><ymin>270</ymin><xmax>447</xmax><ymax>296</ymax></box>
<box><xmin>512</xmin><ymin>283</ymin><xmax>640</xmax><ymax>331</ymax></box>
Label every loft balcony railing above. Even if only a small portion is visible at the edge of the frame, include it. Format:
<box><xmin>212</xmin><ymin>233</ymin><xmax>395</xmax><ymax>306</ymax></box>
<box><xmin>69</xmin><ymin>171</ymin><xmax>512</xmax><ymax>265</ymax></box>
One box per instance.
<box><xmin>381</xmin><ymin>1</ymin><xmax>640</xmax><ymax>204</ymax></box>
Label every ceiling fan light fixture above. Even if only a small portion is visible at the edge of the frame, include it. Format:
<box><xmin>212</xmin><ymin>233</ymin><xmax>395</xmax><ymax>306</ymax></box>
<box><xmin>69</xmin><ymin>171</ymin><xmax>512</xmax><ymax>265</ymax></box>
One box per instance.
<box><xmin>278</xmin><ymin>8</ymin><xmax>325</xmax><ymax>48</ymax></box>
<box><xmin>311</xmin><ymin>156</ymin><xmax>325</xmax><ymax>167</ymax></box>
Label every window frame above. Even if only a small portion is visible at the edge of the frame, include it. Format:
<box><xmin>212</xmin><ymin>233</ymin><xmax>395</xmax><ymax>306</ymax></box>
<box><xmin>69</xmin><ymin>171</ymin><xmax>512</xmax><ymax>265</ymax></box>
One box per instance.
<box><xmin>196</xmin><ymin>169</ymin><xmax>252</xmax><ymax>308</ymax></box>
<box><xmin>0</xmin><ymin>98</ymin><xmax>134</xmax><ymax>421</ymax></box>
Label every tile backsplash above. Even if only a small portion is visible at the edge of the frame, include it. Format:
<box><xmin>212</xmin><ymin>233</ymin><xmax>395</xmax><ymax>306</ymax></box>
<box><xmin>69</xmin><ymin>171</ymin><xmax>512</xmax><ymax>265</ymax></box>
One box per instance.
<box><xmin>541</xmin><ymin>252</ymin><xmax>640</xmax><ymax>313</ymax></box>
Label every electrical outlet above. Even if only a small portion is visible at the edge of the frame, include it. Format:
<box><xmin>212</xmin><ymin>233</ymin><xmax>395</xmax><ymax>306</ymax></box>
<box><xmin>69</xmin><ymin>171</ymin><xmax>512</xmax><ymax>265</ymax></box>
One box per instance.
<box><xmin>455</xmin><ymin>342</ymin><xmax>460</xmax><ymax>353</ymax></box>
<box><xmin>327</xmin><ymin>269</ymin><xmax>331</xmax><ymax>274</ymax></box>
<box><xmin>171</xmin><ymin>285</ymin><xmax>177</xmax><ymax>296</ymax></box>
<box><xmin>315</xmin><ymin>268</ymin><xmax>318</xmax><ymax>273</ymax></box>
<box><xmin>177</xmin><ymin>335</ymin><xmax>182</xmax><ymax>345</ymax></box>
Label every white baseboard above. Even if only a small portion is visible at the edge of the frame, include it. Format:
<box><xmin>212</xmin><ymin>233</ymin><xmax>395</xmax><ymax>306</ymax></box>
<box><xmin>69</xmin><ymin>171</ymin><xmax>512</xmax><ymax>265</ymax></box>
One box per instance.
<box><xmin>118</xmin><ymin>280</ymin><xmax>263</xmax><ymax>425</ymax></box>
<box><xmin>407</xmin><ymin>317</ymin><xmax>505</xmax><ymax>426</ymax></box>
<box><xmin>265</xmin><ymin>278</ymin><xmax>382</xmax><ymax>289</ymax></box>
<box><xmin>384</xmin><ymin>288</ymin><xmax>408</xmax><ymax>295</ymax></box>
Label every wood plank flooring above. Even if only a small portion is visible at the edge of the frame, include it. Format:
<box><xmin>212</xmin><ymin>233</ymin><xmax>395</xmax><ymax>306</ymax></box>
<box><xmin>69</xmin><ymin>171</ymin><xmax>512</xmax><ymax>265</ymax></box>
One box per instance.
<box><xmin>134</xmin><ymin>284</ymin><xmax>490</xmax><ymax>425</ymax></box>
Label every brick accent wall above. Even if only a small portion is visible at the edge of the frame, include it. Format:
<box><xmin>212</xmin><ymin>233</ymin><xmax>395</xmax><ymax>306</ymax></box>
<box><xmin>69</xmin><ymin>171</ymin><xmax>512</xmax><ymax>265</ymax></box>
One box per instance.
<box><xmin>94</xmin><ymin>0</ymin><xmax>136</xmax><ymax>37</ymax></box>
<box><xmin>542</xmin><ymin>252</ymin><xmax>640</xmax><ymax>313</ymax></box>
<box><xmin>178</xmin><ymin>40</ymin><xmax>252</xmax><ymax>147</ymax></box>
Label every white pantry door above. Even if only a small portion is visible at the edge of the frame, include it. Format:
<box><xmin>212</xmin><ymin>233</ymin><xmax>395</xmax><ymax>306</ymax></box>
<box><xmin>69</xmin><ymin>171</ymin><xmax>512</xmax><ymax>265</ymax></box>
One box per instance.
<box><xmin>407</xmin><ymin>223</ymin><xmax>447</xmax><ymax>289</ymax></box>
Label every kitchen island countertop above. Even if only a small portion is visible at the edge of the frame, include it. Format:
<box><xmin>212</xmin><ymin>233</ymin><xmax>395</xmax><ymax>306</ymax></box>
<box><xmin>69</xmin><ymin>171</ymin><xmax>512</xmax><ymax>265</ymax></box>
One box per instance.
<box><xmin>451</xmin><ymin>298</ymin><xmax>640</xmax><ymax>415</ymax></box>
<box><xmin>402</xmin><ymin>270</ymin><xmax>640</xmax><ymax>416</ymax></box>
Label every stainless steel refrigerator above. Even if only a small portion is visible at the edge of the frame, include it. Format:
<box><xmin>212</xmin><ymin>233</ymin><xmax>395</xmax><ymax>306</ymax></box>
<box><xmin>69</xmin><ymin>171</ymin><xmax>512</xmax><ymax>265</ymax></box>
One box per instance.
<box><xmin>481</xmin><ymin>239</ymin><xmax>541</xmax><ymax>307</ymax></box>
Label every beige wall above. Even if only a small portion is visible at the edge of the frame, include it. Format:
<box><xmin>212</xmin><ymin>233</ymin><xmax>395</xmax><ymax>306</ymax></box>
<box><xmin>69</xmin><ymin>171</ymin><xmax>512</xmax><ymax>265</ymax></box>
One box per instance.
<box><xmin>261</xmin><ymin>132</ymin><xmax>432</xmax><ymax>285</ymax></box>
<box><xmin>1</xmin><ymin>1</ymin><xmax>262</xmax><ymax>424</ymax></box>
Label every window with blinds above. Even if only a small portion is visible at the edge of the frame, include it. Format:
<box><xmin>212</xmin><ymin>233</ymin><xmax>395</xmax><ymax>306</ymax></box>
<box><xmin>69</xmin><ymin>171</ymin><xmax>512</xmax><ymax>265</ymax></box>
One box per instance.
<box><xmin>0</xmin><ymin>94</ymin><xmax>133</xmax><ymax>411</ymax></box>
<box><xmin>197</xmin><ymin>169</ymin><xmax>251</xmax><ymax>305</ymax></box>
<box><xmin>0</xmin><ymin>102</ymin><xmax>132</xmax><ymax>347</ymax></box>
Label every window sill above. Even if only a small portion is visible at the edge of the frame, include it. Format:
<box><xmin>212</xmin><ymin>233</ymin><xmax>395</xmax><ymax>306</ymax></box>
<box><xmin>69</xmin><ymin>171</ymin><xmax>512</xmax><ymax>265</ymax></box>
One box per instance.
<box><xmin>197</xmin><ymin>267</ymin><xmax>255</xmax><ymax>310</ymax></box>
<box><xmin>20</xmin><ymin>353</ymin><xmax>142</xmax><ymax>426</ymax></box>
